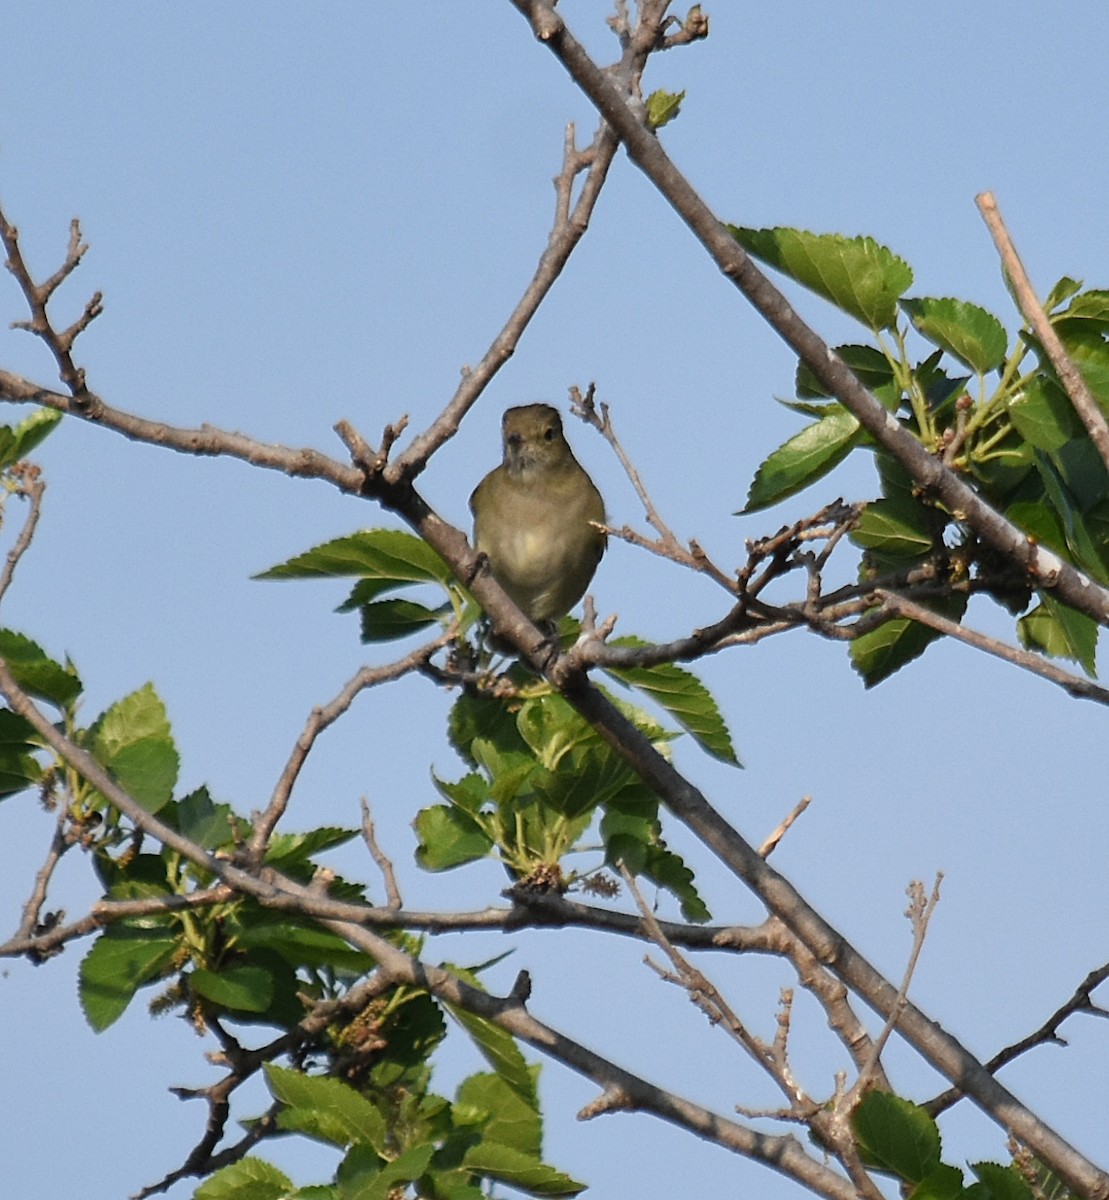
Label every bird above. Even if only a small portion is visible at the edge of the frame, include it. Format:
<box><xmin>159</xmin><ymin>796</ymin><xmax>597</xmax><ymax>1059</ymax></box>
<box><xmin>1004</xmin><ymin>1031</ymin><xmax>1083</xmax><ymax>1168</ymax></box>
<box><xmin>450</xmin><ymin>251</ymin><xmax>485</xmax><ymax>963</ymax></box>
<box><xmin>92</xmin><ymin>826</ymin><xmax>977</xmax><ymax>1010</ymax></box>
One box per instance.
<box><xmin>470</xmin><ymin>403</ymin><xmax>606</xmax><ymax>628</ymax></box>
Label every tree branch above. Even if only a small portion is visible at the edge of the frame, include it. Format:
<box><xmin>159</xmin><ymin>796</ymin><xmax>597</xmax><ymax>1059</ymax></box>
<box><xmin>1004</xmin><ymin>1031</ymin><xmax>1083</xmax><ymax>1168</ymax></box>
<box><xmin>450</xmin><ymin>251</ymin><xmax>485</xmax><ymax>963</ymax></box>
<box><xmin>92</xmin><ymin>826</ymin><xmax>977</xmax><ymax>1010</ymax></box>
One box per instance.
<box><xmin>976</xmin><ymin>190</ymin><xmax>1109</xmax><ymax>476</ymax></box>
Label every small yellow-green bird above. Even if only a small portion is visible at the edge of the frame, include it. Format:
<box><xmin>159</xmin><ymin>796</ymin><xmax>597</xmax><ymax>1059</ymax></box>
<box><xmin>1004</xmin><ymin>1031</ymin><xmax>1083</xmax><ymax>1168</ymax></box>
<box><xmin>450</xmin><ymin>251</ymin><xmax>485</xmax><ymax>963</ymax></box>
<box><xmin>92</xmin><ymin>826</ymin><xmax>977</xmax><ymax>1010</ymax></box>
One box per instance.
<box><xmin>470</xmin><ymin>403</ymin><xmax>606</xmax><ymax>626</ymax></box>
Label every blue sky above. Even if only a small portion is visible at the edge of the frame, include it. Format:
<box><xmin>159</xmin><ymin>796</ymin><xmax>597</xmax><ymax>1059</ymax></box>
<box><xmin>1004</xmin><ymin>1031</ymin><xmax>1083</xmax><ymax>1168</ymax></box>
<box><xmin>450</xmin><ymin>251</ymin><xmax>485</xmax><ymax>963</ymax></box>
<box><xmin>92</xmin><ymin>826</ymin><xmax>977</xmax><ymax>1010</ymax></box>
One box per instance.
<box><xmin>1</xmin><ymin>4</ymin><xmax>1107</xmax><ymax>1198</ymax></box>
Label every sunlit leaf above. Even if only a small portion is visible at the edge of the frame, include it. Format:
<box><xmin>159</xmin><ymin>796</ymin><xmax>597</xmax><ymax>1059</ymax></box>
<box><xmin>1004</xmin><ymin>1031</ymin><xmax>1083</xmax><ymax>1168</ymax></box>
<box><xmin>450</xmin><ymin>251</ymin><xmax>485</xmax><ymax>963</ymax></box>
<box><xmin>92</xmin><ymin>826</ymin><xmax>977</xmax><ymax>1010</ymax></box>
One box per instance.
<box><xmin>0</xmin><ymin>629</ymin><xmax>81</xmax><ymax>709</ymax></box>
<box><xmin>730</xmin><ymin>226</ymin><xmax>912</xmax><ymax>329</ymax></box>
<box><xmin>0</xmin><ymin>407</ymin><xmax>63</xmax><ymax>469</ymax></box>
<box><xmin>900</xmin><ymin>297</ymin><xmax>1007</xmax><ymax>374</ymax></box>
<box><xmin>189</xmin><ymin>965</ymin><xmax>274</xmax><ymax>1013</ymax></box>
<box><xmin>89</xmin><ymin>683</ymin><xmax>179</xmax><ymax>814</ymax></box>
<box><xmin>78</xmin><ymin>929</ymin><xmax>179</xmax><ymax>1031</ymax></box>
<box><xmin>743</xmin><ymin>408</ymin><xmax>861</xmax><ymax>512</ymax></box>
<box><xmin>194</xmin><ymin>1157</ymin><xmax>295</xmax><ymax>1200</ymax></box>
<box><xmin>851</xmin><ymin>1092</ymin><xmax>940</xmax><ymax>1182</ymax></box>
<box><xmin>645</xmin><ymin>88</ymin><xmax>684</xmax><ymax>129</ymax></box>
<box><xmin>414</xmin><ymin>804</ymin><xmax>493</xmax><ymax>870</ymax></box>
<box><xmin>256</xmin><ymin>528</ymin><xmax>452</xmax><ymax>586</ymax></box>
<box><xmin>265</xmin><ymin>1063</ymin><xmax>387</xmax><ymax>1151</ymax></box>
<box><xmin>1017</xmin><ymin>592</ymin><xmax>1097</xmax><ymax>676</ymax></box>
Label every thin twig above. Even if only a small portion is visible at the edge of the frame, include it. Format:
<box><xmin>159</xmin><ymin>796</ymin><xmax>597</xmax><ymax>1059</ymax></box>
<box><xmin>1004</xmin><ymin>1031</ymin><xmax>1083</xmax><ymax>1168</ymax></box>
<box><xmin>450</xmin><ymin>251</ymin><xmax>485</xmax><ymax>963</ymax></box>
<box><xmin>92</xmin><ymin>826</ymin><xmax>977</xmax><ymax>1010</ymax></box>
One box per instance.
<box><xmin>927</xmin><ymin>958</ymin><xmax>1109</xmax><ymax>1118</ymax></box>
<box><xmin>0</xmin><ymin>465</ymin><xmax>45</xmax><ymax>603</ymax></box>
<box><xmin>977</xmin><ymin>191</ymin><xmax>1109</xmax><ymax>476</ymax></box>
<box><xmin>759</xmin><ymin>796</ymin><xmax>811</xmax><ymax>858</ymax></box>
<box><xmin>246</xmin><ymin>630</ymin><xmax>455</xmax><ymax>862</ymax></box>
<box><xmin>874</xmin><ymin>589</ymin><xmax>1109</xmax><ymax>705</ymax></box>
<box><xmin>360</xmin><ymin>797</ymin><xmax>402</xmax><ymax>909</ymax></box>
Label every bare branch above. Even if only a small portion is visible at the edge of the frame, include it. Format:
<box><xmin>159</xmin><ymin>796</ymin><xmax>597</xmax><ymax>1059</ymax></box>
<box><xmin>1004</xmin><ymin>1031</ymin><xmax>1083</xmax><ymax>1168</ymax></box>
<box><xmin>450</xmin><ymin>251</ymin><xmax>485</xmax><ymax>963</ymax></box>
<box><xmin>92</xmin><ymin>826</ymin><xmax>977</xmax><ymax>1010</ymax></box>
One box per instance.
<box><xmin>247</xmin><ymin>631</ymin><xmax>456</xmax><ymax>862</ymax></box>
<box><xmin>759</xmin><ymin>796</ymin><xmax>811</xmax><ymax>858</ymax></box>
<box><xmin>928</xmin><ymin>958</ymin><xmax>1109</xmax><ymax>1118</ymax></box>
<box><xmin>977</xmin><ymin>191</ymin><xmax>1109</xmax><ymax>476</ymax></box>
<box><xmin>361</xmin><ymin>797</ymin><xmax>402</xmax><ymax>909</ymax></box>
<box><xmin>874</xmin><ymin>589</ymin><xmax>1109</xmax><ymax>705</ymax></box>
<box><xmin>0</xmin><ymin>463</ymin><xmax>46</xmax><ymax>603</ymax></box>
<box><xmin>0</xmin><ymin>212</ymin><xmax>101</xmax><ymax>396</ymax></box>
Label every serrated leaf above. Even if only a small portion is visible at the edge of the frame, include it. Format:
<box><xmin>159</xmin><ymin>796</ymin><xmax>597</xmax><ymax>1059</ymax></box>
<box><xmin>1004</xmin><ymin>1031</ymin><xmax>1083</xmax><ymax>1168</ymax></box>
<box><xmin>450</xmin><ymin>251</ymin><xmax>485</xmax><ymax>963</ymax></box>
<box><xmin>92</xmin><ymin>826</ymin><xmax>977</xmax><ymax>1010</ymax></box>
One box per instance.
<box><xmin>1053</xmin><ymin>287</ymin><xmax>1109</xmax><ymax>329</ymax></box>
<box><xmin>851</xmin><ymin>497</ymin><xmax>938</xmax><ymax>558</ymax></box>
<box><xmin>0</xmin><ymin>406</ymin><xmax>63</xmax><ymax>469</ymax></box>
<box><xmin>194</xmin><ymin>1157</ymin><xmax>296</xmax><ymax>1200</ymax></box>
<box><xmin>910</xmin><ymin>1163</ymin><xmax>967</xmax><ymax>1200</ymax></box>
<box><xmin>360</xmin><ymin>597</ymin><xmax>441</xmax><ymax>643</ymax></box>
<box><xmin>189</xmin><ymin>965</ymin><xmax>274</xmax><ymax>1013</ymax></box>
<box><xmin>743</xmin><ymin>408</ymin><xmax>861</xmax><ymax>512</ymax></box>
<box><xmin>0</xmin><ymin>629</ymin><xmax>82</xmax><ymax>709</ymax></box>
<box><xmin>796</xmin><ymin>343</ymin><xmax>896</xmax><ymax>400</ymax></box>
<box><xmin>1009</xmin><ymin>379</ymin><xmax>1083</xmax><ymax>451</ymax></box>
<box><xmin>167</xmin><ymin>787</ymin><xmax>237</xmax><ymax>850</ymax></box>
<box><xmin>414</xmin><ymin>804</ymin><xmax>493</xmax><ymax>870</ymax></box>
<box><xmin>462</xmin><ymin>1141</ymin><xmax>584</xmax><ymax>1197</ymax></box>
<box><xmin>969</xmin><ymin>1161</ymin><xmax>1035</xmax><ymax>1200</ymax></box>
<box><xmin>457</xmin><ymin>1071</ymin><xmax>541</xmax><ymax>1157</ymax></box>
<box><xmin>851</xmin><ymin>1092</ymin><xmax>941</xmax><ymax>1183</ymax></box>
<box><xmin>645</xmin><ymin>88</ymin><xmax>685</xmax><ymax>129</ymax></box>
<box><xmin>78</xmin><ymin>929</ymin><xmax>179</xmax><ymax>1031</ymax></box>
<box><xmin>1043</xmin><ymin>276</ymin><xmax>1083</xmax><ymax>313</ymax></box>
<box><xmin>264</xmin><ymin>825</ymin><xmax>359</xmax><ymax>870</ymax></box>
<box><xmin>1034</xmin><ymin>451</ymin><xmax>1107</xmax><ymax>579</ymax></box>
<box><xmin>603</xmin><ymin>650</ymin><xmax>740</xmax><ymax>766</ymax></box>
<box><xmin>256</xmin><ymin>528</ymin><xmax>452</xmax><ymax>586</ymax></box>
<box><xmin>1017</xmin><ymin>592</ymin><xmax>1098</xmax><ymax>676</ymax></box>
<box><xmin>266</xmin><ymin>1063</ymin><xmax>388</xmax><ymax>1151</ymax></box>
<box><xmin>642</xmin><ymin>843</ymin><xmax>710</xmax><ymax>923</ymax></box>
<box><xmin>446</xmin><ymin>999</ymin><xmax>536</xmax><ymax>1103</ymax></box>
<box><xmin>850</xmin><ymin>594</ymin><xmax>967</xmax><ymax>688</ymax></box>
<box><xmin>0</xmin><ymin>707</ymin><xmax>42</xmax><ymax>799</ymax></box>
<box><xmin>901</xmin><ymin>297</ymin><xmax>1008</xmax><ymax>374</ymax></box>
<box><xmin>730</xmin><ymin>226</ymin><xmax>912</xmax><ymax>329</ymax></box>
<box><xmin>90</xmin><ymin>683</ymin><xmax>179</xmax><ymax>813</ymax></box>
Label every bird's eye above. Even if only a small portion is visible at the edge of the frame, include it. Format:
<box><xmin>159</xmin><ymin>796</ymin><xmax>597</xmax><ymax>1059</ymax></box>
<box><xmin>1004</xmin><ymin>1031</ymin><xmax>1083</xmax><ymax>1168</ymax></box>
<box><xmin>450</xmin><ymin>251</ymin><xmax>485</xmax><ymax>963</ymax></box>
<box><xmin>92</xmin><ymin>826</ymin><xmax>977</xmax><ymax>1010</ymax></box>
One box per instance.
<box><xmin>543</xmin><ymin>426</ymin><xmax>555</xmax><ymax>441</ymax></box>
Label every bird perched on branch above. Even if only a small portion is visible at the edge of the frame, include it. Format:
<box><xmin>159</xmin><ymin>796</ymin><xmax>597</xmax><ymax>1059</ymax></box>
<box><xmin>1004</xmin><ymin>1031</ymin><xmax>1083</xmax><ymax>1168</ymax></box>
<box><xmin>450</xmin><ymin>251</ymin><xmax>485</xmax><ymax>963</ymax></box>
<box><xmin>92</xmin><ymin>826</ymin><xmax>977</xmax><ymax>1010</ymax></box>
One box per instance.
<box><xmin>470</xmin><ymin>403</ymin><xmax>605</xmax><ymax>628</ymax></box>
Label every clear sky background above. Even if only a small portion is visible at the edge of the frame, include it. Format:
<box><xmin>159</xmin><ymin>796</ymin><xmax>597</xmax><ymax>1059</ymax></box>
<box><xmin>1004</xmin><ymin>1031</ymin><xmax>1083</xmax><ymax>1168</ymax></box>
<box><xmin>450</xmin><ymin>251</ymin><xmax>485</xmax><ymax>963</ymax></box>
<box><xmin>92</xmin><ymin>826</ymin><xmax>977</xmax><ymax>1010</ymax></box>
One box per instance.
<box><xmin>1</xmin><ymin>4</ymin><xmax>1107</xmax><ymax>1198</ymax></box>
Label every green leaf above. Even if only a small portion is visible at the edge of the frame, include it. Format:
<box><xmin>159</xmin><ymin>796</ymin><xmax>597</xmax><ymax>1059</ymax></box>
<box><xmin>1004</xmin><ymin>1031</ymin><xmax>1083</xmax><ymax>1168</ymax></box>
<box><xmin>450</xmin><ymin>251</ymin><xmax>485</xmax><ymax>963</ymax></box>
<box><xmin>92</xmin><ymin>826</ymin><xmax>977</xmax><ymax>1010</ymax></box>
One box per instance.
<box><xmin>969</xmin><ymin>1161</ymin><xmax>1035</xmax><ymax>1200</ymax></box>
<box><xmin>603</xmin><ymin>651</ymin><xmax>740</xmax><ymax>766</ymax></box>
<box><xmin>1034</xmin><ymin>452</ymin><xmax>1107</xmax><ymax>579</ymax></box>
<box><xmin>256</xmin><ymin>528</ymin><xmax>453</xmax><ymax>586</ymax></box>
<box><xmin>743</xmin><ymin>408</ymin><xmax>861</xmax><ymax>512</ymax></box>
<box><xmin>1043</xmin><ymin>276</ymin><xmax>1083</xmax><ymax>313</ymax></box>
<box><xmin>462</xmin><ymin>1141</ymin><xmax>584</xmax><ymax>1197</ymax></box>
<box><xmin>0</xmin><ymin>406</ymin><xmax>63</xmax><ymax>469</ymax></box>
<box><xmin>189</xmin><ymin>965</ymin><xmax>274</xmax><ymax>1013</ymax></box>
<box><xmin>78</xmin><ymin>928</ymin><xmax>179</xmax><ymax>1031</ymax></box>
<box><xmin>910</xmin><ymin>1164</ymin><xmax>968</xmax><ymax>1200</ymax></box>
<box><xmin>90</xmin><ymin>682</ymin><xmax>179</xmax><ymax>813</ymax></box>
<box><xmin>232</xmin><ymin>912</ymin><xmax>375</xmax><ymax>975</ymax></box>
<box><xmin>414</xmin><ymin>804</ymin><xmax>494</xmax><ymax>870</ymax></box>
<box><xmin>263</xmin><ymin>825</ymin><xmax>359</xmax><ymax>870</ymax></box>
<box><xmin>851</xmin><ymin>1092</ymin><xmax>941</xmax><ymax>1183</ymax></box>
<box><xmin>0</xmin><ymin>629</ymin><xmax>82</xmax><ymax>709</ymax></box>
<box><xmin>729</xmin><ymin>226</ymin><xmax>913</xmax><ymax>329</ymax></box>
<box><xmin>850</xmin><ymin>594</ymin><xmax>967</xmax><ymax>688</ymax></box>
<box><xmin>0</xmin><ymin>707</ymin><xmax>42</xmax><ymax>799</ymax></box>
<box><xmin>448</xmin><ymin>689</ymin><xmax>529</xmax><ymax>766</ymax></box>
<box><xmin>446</xmin><ymin>1000</ymin><xmax>536</xmax><ymax>1103</ymax></box>
<box><xmin>1018</xmin><ymin>592</ymin><xmax>1098</xmax><ymax>675</ymax></box>
<box><xmin>266</xmin><ymin>1063</ymin><xmax>388</xmax><ymax>1151</ymax></box>
<box><xmin>1053</xmin><ymin>326</ymin><xmax>1109</xmax><ymax>410</ymax></box>
<box><xmin>1053</xmin><ymin>287</ymin><xmax>1109</xmax><ymax>329</ymax></box>
<box><xmin>194</xmin><ymin>1157</ymin><xmax>296</xmax><ymax>1200</ymax></box>
<box><xmin>1009</xmin><ymin>379</ymin><xmax>1083</xmax><ymax>451</ymax></box>
<box><xmin>645</xmin><ymin>88</ymin><xmax>685</xmax><ymax>129</ymax></box>
<box><xmin>360</xmin><ymin>597</ymin><xmax>441</xmax><ymax>643</ymax></box>
<box><xmin>336</xmin><ymin>1141</ymin><xmax>435</xmax><ymax>1200</ymax></box>
<box><xmin>900</xmin><ymin>297</ymin><xmax>1008</xmax><ymax>374</ymax></box>
<box><xmin>795</xmin><ymin>343</ymin><xmax>896</xmax><ymax>400</ymax></box>
<box><xmin>457</xmin><ymin>1070</ymin><xmax>541</xmax><ymax>1157</ymax></box>
<box><xmin>851</xmin><ymin>497</ymin><xmax>938</xmax><ymax>558</ymax></box>
<box><xmin>641</xmin><ymin>843</ymin><xmax>710</xmax><ymax>923</ymax></box>
<box><xmin>170</xmin><ymin>787</ymin><xmax>238</xmax><ymax>850</ymax></box>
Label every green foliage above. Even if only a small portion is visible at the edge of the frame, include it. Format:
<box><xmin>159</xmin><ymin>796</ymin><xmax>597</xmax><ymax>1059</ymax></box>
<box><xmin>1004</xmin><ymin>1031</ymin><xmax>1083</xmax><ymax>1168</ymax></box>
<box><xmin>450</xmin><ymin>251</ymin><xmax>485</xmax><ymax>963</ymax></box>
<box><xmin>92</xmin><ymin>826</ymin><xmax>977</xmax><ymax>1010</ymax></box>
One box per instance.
<box><xmin>0</xmin><ymin>406</ymin><xmax>62</xmax><ymax>468</ymax></box>
<box><xmin>257</xmin><ymin>528</ymin><xmax>477</xmax><ymax>643</ymax></box>
<box><xmin>420</xmin><ymin>684</ymin><xmax>711</xmax><ymax>921</ymax></box>
<box><xmin>730</xmin><ymin>226</ymin><xmax>913</xmax><ymax>330</ymax></box>
<box><xmin>851</xmin><ymin>1092</ymin><xmax>1034</xmax><ymax>1200</ymax></box>
<box><xmin>646</xmin><ymin>88</ymin><xmax>685</xmax><ymax>129</ymax></box>
<box><xmin>734</xmin><ymin>224</ymin><xmax>1109</xmax><ymax>683</ymax></box>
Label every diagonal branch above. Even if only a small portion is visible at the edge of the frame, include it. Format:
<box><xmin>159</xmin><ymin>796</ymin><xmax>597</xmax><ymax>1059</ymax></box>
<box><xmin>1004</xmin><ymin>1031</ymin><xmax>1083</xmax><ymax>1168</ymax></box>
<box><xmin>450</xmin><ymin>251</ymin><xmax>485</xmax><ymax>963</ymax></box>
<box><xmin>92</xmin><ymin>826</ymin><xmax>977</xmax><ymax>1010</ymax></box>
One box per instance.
<box><xmin>507</xmin><ymin>0</ymin><xmax>1109</xmax><ymax>634</ymax></box>
<box><xmin>976</xmin><ymin>191</ymin><xmax>1109</xmax><ymax>476</ymax></box>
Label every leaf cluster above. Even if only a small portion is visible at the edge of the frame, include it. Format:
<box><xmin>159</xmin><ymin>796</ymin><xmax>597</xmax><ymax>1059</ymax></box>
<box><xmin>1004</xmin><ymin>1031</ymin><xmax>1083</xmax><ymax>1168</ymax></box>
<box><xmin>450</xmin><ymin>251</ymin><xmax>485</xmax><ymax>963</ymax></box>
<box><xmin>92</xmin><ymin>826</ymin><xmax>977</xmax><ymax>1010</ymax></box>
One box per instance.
<box><xmin>731</xmin><ymin>227</ymin><xmax>1109</xmax><ymax>683</ymax></box>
